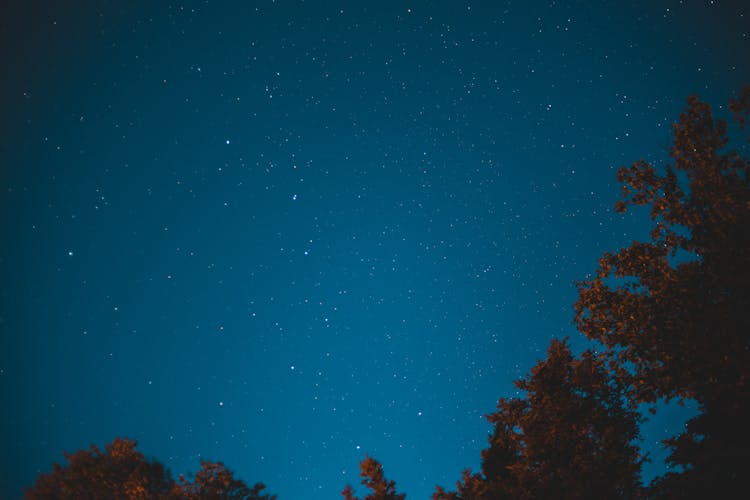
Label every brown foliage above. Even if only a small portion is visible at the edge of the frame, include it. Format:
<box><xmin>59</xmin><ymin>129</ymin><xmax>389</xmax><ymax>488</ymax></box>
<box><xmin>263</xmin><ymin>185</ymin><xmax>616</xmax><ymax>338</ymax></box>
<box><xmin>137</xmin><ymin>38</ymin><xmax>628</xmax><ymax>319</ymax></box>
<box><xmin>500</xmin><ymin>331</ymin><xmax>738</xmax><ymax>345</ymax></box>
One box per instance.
<box><xmin>575</xmin><ymin>87</ymin><xmax>750</xmax><ymax>497</ymax></box>
<box><xmin>576</xmin><ymin>88</ymin><xmax>750</xmax><ymax>403</ymax></box>
<box><xmin>434</xmin><ymin>340</ymin><xmax>643</xmax><ymax>499</ymax></box>
<box><xmin>342</xmin><ymin>456</ymin><xmax>405</xmax><ymax>500</ymax></box>
<box><xmin>25</xmin><ymin>439</ymin><xmax>173</xmax><ymax>499</ymax></box>
<box><xmin>25</xmin><ymin>438</ymin><xmax>274</xmax><ymax>500</ymax></box>
<box><xmin>177</xmin><ymin>461</ymin><xmax>275</xmax><ymax>500</ymax></box>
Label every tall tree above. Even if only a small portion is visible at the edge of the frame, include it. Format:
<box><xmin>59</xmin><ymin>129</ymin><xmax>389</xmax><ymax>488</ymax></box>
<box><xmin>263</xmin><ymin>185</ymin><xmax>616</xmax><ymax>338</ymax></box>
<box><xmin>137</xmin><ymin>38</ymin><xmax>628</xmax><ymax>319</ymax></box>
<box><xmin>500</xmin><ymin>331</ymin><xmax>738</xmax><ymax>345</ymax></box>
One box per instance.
<box><xmin>574</xmin><ymin>87</ymin><xmax>750</xmax><ymax>497</ymax></box>
<box><xmin>434</xmin><ymin>339</ymin><xmax>643</xmax><ymax>499</ymax></box>
<box><xmin>342</xmin><ymin>456</ymin><xmax>406</xmax><ymax>500</ymax></box>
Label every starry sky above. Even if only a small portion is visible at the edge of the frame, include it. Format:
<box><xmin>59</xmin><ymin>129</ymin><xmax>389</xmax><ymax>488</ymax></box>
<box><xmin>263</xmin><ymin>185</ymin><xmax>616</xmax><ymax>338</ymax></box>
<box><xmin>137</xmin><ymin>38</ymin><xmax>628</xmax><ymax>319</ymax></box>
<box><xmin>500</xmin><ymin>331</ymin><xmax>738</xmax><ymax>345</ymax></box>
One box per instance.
<box><xmin>1</xmin><ymin>1</ymin><xmax>748</xmax><ymax>498</ymax></box>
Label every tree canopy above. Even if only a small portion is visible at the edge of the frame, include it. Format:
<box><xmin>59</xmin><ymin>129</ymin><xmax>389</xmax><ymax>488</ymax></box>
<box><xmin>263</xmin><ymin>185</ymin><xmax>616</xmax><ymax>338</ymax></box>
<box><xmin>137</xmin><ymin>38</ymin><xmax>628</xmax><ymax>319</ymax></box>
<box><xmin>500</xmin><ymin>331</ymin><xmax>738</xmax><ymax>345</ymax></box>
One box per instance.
<box><xmin>342</xmin><ymin>456</ymin><xmax>406</xmax><ymax>500</ymax></box>
<box><xmin>433</xmin><ymin>339</ymin><xmax>644</xmax><ymax>499</ymax></box>
<box><xmin>433</xmin><ymin>86</ymin><xmax>750</xmax><ymax>499</ymax></box>
<box><xmin>574</xmin><ymin>87</ymin><xmax>750</xmax><ymax>497</ymax></box>
<box><xmin>25</xmin><ymin>438</ymin><xmax>274</xmax><ymax>500</ymax></box>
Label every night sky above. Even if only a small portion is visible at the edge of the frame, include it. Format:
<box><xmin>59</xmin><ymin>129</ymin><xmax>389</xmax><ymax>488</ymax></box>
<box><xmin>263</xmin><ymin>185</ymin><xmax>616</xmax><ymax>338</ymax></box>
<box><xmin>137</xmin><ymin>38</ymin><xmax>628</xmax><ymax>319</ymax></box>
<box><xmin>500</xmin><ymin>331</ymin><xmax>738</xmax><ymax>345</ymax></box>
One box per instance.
<box><xmin>1</xmin><ymin>1</ymin><xmax>748</xmax><ymax>498</ymax></box>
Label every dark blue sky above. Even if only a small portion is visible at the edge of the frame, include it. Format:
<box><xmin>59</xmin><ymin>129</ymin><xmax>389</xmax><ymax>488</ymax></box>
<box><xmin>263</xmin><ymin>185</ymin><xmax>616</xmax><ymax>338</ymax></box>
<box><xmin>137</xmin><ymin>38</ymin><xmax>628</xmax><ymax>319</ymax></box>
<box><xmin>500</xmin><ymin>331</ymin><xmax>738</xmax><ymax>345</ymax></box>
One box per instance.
<box><xmin>1</xmin><ymin>1</ymin><xmax>748</xmax><ymax>498</ymax></box>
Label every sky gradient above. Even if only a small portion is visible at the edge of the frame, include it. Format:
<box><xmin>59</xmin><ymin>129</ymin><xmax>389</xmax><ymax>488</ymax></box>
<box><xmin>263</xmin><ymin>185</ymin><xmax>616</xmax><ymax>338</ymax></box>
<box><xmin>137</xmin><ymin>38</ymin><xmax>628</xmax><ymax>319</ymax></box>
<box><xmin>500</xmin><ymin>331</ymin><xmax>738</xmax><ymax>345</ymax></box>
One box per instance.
<box><xmin>1</xmin><ymin>1</ymin><xmax>749</xmax><ymax>498</ymax></box>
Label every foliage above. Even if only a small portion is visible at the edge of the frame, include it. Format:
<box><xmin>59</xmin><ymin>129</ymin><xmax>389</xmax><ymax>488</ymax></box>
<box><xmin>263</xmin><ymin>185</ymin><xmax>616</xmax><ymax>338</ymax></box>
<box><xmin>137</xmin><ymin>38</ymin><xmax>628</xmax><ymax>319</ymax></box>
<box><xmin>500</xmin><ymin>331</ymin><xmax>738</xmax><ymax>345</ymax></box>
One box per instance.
<box><xmin>25</xmin><ymin>438</ymin><xmax>274</xmax><ymax>500</ymax></box>
<box><xmin>432</xmin><ymin>470</ymin><xmax>488</xmax><ymax>500</ymax></box>
<box><xmin>342</xmin><ymin>456</ymin><xmax>405</xmax><ymax>500</ymax></box>
<box><xmin>177</xmin><ymin>461</ymin><xmax>275</xmax><ymax>500</ymax></box>
<box><xmin>434</xmin><ymin>339</ymin><xmax>644</xmax><ymax>499</ymax></box>
<box><xmin>25</xmin><ymin>438</ymin><xmax>173</xmax><ymax>499</ymax></box>
<box><xmin>574</xmin><ymin>87</ymin><xmax>750</xmax><ymax>497</ymax></box>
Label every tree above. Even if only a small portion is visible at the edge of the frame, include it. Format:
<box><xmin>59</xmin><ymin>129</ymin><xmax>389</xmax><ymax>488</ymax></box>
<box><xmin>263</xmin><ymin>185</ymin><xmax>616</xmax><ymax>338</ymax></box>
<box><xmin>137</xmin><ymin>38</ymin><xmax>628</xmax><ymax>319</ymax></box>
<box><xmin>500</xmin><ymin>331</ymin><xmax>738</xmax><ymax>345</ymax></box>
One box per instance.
<box><xmin>574</xmin><ymin>87</ymin><xmax>750</xmax><ymax>497</ymax></box>
<box><xmin>25</xmin><ymin>438</ymin><xmax>274</xmax><ymax>500</ymax></box>
<box><xmin>25</xmin><ymin>438</ymin><xmax>173</xmax><ymax>499</ymax></box>
<box><xmin>342</xmin><ymin>456</ymin><xmax>406</xmax><ymax>500</ymax></box>
<box><xmin>434</xmin><ymin>339</ymin><xmax>644</xmax><ymax>499</ymax></box>
<box><xmin>432</xmin><ymin>470</ymin><xmax>488</xmax><ymax>500</ymax></box>
<box><xmin>177</xmin><ymin>461</ymin><xmax>275</xmax><ymax>500</ymax></box>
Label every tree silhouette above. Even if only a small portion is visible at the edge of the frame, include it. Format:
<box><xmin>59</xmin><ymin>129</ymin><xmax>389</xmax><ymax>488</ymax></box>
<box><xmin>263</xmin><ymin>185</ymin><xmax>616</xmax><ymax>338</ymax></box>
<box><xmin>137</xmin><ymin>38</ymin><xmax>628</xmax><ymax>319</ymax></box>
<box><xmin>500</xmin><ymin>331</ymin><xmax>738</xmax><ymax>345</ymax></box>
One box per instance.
<box><xmin>342</xmin><ymin>456</ymin><xmax>405</xmax><ymax>500</ymax></box>
<box><xmin>177</xmin><ymin>461</ymin><xmax>275</xmax><ymax>500</ymax></box>
<box><xmin>432</xmin><ymin>470</ymin><xmax>488</xmax><ymax>500</ymax></box>
<box><xmin>25</xmin><ymin>438</ymin><xmax>174</xmax><ymax>499</ymax></box>
<box><xmin>574</xmin><ymin>87</ymin><xmax>750</xmax><ymax>497</ymax></box>
<box><xmin>434</xmin><ymin>339</ymin><xmax>643</xmax><ymax>499</ymax></box>
<box><xmin>25</xmin><ymin>438</ymin><xmax>274</xmax><ymax>500</ymax></box>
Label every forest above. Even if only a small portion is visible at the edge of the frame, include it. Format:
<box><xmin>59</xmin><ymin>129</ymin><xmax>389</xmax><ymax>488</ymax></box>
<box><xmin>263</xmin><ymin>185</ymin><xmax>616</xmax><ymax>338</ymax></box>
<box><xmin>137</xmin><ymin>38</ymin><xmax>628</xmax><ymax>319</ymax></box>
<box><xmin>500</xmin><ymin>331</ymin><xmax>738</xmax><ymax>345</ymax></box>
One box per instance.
<box><xmin>25</xmin><ymin>88</ymin><xmax>750</xmax><ymax>499</ymax></box>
